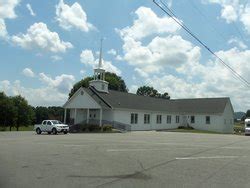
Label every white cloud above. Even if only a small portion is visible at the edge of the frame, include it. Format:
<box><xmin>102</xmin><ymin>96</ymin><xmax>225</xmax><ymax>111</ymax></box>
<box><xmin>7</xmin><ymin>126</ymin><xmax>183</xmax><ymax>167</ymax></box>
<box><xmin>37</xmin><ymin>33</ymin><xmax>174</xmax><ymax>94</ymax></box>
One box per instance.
<box><xmin>0</xmin><ymin>80</ymin><xmax>10</xmax><ymax>91</ymax></box>
<box><xmin>129</xmin><ymin>85</ymin><xmax>138</xmax><ymax>94</ymax></box>
<box><xmin>221</xmin><ymin>5</ymin><xmax>238</xmax><ymax>23</ymax></box>
<box><xmin>0</xmin><ymin>19</ymin><xmax>8</xmax><ymax>39</ymax></box>
<box><xmin>0</xmin><ymin>0</ymin><xmax>20</xmax><ymax>19</ymax></box>
<box><xmin>80</xmin><ymin>49</ymin><xmax>121</xmax><ymax>75</ymax></box>
<box><xmin>26</xmin><ymin>3</ymin><xmax>36</xmax><ymax>16</ymax></box>
<box><xmin>0</xmin><ymin>79</ymin><xmax>70</xmax><ymax>106</ymax></box>
<box><xmin>228</xmin><ymin>37</ymin><xmax>247</xmax><ymax>49</ymax></box>
<box><xmin>0</xmin><ymin>0</ymin><xmax>20</xmax><ymax>39</ymax></box>
<box><xmin>12</xmin><ymin>22</ymin><xmax>73</xmax><ymax>53</ymax></box>
<box><xmin>121</xmin><ymin>35</ymin><xmax>201</xmax><ymax>75</ymax></box>
<box><xmin>117</xmin><ymin>7</ymin><xmax>180</xmax><ymax>40</ymax></box>
<box><xmin>22</xmin><ymin>68</ymin><xmax>35</xmax><ymax>77</ymax></box>
<box><xmin>134</xmin><ymin>68</ymin><xmax>148</xmax><ymax>78</ymax></box>
<box><xmin>80</xmin><ymin>70</ymin><xmax>85</xmax><ymax>75</ymax></box>
<box><xmin>107</xmin><ymin>49</ymin><xmax>117</xmax><ymax>56</ymax></box>
<box><xmin>115</xmin><ymin>55</ymin><xmax>123</xmax><ymax>61</ymax></box>
<box><xmin>203</xmin><ymin>0</ymin><xmax>240</xmax><ymax>20</ymax></box>
<box><xmin>39</xmin><ymin>73</ymin><xmax>75</xmax><ymax>93</ymax></box>
<box><xmin>80</xmin><ymin>49</ymin><xmax>95</xmax><ymax>65</ymax></box>
<box><xmin>0</xmin><ymin>72</ymin><xmax>76</xmax><ymax>106</ymax></box>
<box><xmin>55</xmin><ymin>0</ymin><xmax>94</xmax><ymax>32</ymax></box>
<box><xmin>240</xmin><ymin>4</ymin><xmax>250</xmax><ymax>34</ymax></box>
<box><xmin>51</xmin><ymin>55</ymin><xmax>62</xmax><ymax>62</ymax></box>
<box><xmin>117</xmin><ymin>7</ymin><xmax>200</xmax><ymax>77</ymax></box>
<box><xmin>204</xmin><ymin>0</ymin><xmax>250</xmax><ymax>34</ymax></box>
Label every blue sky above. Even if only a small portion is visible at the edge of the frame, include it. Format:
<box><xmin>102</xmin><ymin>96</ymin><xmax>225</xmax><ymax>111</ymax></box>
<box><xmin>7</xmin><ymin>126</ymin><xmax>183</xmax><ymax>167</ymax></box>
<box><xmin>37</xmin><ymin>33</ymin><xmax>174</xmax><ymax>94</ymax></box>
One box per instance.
<box><xmin>0</xmin><ymin>0</ymin><xmax>250</xmax><ymax>111</ymax></box>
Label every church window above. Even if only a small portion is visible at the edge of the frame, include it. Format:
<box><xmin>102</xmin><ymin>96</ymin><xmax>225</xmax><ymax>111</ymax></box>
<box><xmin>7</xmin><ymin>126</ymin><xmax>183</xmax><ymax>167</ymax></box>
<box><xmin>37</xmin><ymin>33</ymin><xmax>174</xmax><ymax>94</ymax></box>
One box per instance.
<box><xmin>167</xmin><ymin>115</ymin><xmax>171</xmax><ymax>124</ymax></box>
<box><xmin>156</xmin><ymin>115</ymin><xmax>162</xmax><ymax>124</ymax></box>
<box><xmin>191</xmin><ymin>116</ymin><xmax>195</xmax><ymax>123</ymax></box>
<box><xmin>130</xmin><ymin>113</ymin><xmax>138</xmax><ymax>124</ymax></box>
<box><xmin>206</xmin><ymin>116</ymin><xmax>210</xmax><ymax>124</ymax></box>
<box><xmin>144</xmin><ymin>114</ymin><xmax>150</xmax><ymax>124</ymax></box>
<box><xmin>176</xmin><ymin>116</ymin><xmax>179</xmax><ymax>123</ymax></box>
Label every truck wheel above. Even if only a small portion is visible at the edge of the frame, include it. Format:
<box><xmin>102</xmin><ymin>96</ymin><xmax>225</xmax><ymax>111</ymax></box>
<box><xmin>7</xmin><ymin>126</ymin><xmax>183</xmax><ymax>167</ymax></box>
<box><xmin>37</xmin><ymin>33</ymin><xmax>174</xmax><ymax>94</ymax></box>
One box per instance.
<box><xmin>63</xmin><ymin>131</ymin><xmax>68</xmax><ymax>134</ymax></box>
<box><xmin>36</xmin><ymin>128</ymin><xmax>41</xmax><ymax>135</ymax></box>
<box><xmin>48</xmin><ymin>132</ymin><xmax>51</xmax><ymax>135</ymax></box>
<box><xmin>52</xmin><ymin>128</ymin><xmax>57</xmax><ymax>135</ymax></box>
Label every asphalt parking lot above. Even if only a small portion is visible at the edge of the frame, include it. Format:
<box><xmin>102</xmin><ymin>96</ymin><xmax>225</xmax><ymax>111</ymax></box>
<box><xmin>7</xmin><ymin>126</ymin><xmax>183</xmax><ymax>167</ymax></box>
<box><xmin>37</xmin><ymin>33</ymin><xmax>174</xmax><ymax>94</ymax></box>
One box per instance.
<box><xmin>1</xmin><ymin>131</ymin><xmax>250</xmax><ymax>188</ymax></box>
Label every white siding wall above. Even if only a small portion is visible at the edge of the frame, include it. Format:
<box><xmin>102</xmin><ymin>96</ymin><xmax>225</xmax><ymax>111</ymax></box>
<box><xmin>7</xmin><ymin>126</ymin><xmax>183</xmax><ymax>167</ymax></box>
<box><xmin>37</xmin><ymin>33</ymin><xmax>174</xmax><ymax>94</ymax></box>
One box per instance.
<box><xmin>65</xmin><ymin>88</ymin><xmax>100</xmax><ymax>109</ymax></box>
<box><xmin>181</xmin><ymin>102</ymin><xmax>234</xmax><ymax>133</ymax></box>
<box><xmin>76</xmin><ymin>109</ymin><xmax>86</xmax><ymax>124</ymax></box>
<box><xmin>221</xmin><ymin>101</ymin><xmax>234</xmax><ymax>133</ymax></box>
<box><xmin>70</xmin><ymin>109</ymin><xmax>87</xmax><ymax>124</ymax></box>
<box><xmin>103</xmin><ymin>110</ymin><xmax>114</xmax><ymax>121</ymax></box>
<box><xmin>113</xmin><ymin>108</ymin><xmax>233</xmax><ymax>133</ymax></box>
<box><xmin>113</xmin><ymin>109</ymin><xmax>180</xmax><ymax>131</ymax></box>
<box><xmin>187</xmin><ymin>114</ymin><xmax>224</xmax><ymax>133</ymax></box>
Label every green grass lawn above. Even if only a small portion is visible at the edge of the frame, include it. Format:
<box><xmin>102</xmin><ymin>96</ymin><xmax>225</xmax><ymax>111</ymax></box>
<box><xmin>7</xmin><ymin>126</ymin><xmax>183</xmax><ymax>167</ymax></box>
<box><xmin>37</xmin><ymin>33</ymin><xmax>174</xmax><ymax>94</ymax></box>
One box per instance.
<box><xmin>0</xmin><ymin>126</ymin><xmax>33</xmax><ymax>131</ymax></box>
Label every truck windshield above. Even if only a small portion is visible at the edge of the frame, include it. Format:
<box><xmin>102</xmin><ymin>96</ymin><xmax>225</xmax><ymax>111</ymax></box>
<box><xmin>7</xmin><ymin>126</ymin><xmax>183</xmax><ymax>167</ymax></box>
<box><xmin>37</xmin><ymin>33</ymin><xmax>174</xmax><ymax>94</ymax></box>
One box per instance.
<box><xmin>51</xmin><ymin>120</ymin><xmax>62</xmax><ymax>124</ymax></box>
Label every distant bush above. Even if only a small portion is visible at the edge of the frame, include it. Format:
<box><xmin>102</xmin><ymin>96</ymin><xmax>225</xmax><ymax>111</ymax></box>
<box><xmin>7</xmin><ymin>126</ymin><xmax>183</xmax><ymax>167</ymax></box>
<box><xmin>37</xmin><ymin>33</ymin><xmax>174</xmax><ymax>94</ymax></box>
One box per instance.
<box><xmin>234</xmin><ymin>125</ymin><xmax>245</xmax><ymax>134</ymax></box>
<box><xmin>70</xmin><ymin>124</ymin><xmax>113</xmax><ymax>133</ymax></box>
<box><xmin>89</xmin><ymin>124</ymin><xmax>101</xmax><ymax>132</ymax></box>
<box><xmin>178</xmin><ymin>126</ymin><xmax>194</xmax><ymax>130</ymax></box>
<box><xmin>103</xmin><ymin>125</ymin><xmax>113</xmax><ymax>132</ymax></box>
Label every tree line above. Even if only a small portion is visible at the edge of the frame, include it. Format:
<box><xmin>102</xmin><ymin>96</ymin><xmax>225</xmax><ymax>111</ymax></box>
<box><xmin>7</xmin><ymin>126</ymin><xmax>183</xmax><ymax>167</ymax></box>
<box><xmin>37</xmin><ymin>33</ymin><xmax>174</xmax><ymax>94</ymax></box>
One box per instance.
<box><xmin>0</xmin><ymin>92</ymin><xmax>65</xmax><ymax>131</ymax></box>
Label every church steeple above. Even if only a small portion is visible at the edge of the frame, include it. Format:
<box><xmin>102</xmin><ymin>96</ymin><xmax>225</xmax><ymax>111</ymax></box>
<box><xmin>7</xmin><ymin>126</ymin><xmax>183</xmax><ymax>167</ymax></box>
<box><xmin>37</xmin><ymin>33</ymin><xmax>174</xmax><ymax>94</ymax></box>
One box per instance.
<box><xmin>89</xmin><ymin>39</ymin><xmax>109</xmax><ymax>93</ymax></box>
<box><xmin>98</xmin><ymin>38</ymin><xmax>103</xmax><ymax>68</ymax></box>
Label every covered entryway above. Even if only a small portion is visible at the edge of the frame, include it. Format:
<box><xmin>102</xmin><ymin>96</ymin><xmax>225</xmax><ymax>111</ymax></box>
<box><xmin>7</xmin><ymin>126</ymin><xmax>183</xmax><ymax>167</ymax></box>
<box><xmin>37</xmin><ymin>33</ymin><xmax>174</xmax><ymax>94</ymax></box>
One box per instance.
<box><xmin>64</xmin><ymin>108</ymin><xmax>103</xmax><ymax>127</ymax></box>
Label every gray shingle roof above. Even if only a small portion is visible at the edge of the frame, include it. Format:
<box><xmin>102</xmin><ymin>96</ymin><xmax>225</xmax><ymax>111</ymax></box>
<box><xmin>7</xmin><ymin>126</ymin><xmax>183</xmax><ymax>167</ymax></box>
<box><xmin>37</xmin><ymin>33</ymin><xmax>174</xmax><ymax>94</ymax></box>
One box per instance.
<box><xmin>86</xmin><ymin>86</ymin><xmax>231</xmax><ymax>114</ymax></box>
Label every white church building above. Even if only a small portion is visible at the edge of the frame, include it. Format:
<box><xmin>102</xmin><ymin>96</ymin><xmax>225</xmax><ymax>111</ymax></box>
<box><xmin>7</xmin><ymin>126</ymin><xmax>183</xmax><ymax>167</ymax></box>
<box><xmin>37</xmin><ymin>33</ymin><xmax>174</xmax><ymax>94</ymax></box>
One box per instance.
<box><xmin>63</xmin><ymin>45</ymin><xmax>234</xmax><ymax>134</ymax></box>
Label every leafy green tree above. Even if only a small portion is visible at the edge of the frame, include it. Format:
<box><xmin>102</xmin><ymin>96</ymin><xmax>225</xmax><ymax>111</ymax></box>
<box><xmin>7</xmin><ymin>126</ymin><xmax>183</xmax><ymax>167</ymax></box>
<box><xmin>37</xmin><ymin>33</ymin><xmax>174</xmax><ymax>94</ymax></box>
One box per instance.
<box><xmin>48</xmin><ymin>106</ymin><xmax>64</xmax><ymax>121</ymax></box>
<box><xmin>68</xmin><ymin>72</ymin><xmax>128</xmax><ymax>98</ymax></box>
<box><xmin>12</xmin><ymin>95</ymin><xmax>35</xmax><ymax>131</ymax></box>
<box><xmin>105</xmin><ymin>72</ymin><xmax>128</xmax><ymax>92</ymax></box>
<box><xmin>161</xmin><ymin>92</ymin><xmax>171</xmax><ymax>100</ymax></box>
<box><xmin>246</xmin><ymin>110</ymin><xmax>250</xmax><ymax>118</ymax></box>
<box><xmin>136</xmin><ymin>86</ymin><xmax>160</xmax><ymax>97</ymax></box>
<box><xmin>136</xmin><ymin>86</ymin><xmax>170</xmax><ymax>99</ymax></box>
<box><xmin>68</xmin><ymin>76</ymin><xmax>93</xmax><ymax>98</ymax></box>
<box><xmin>34</xmin><ymin>106</ymin><xmax>66</xmax><ymax>123</ymax></box>
<box><xmin>0</xmin><ymin>92</ymin><xmax>17</xmax><ymax>131</ymax></box>
<box><xmin>35</xmin><ymin>106</ymin><xmax>49</xmax><ymax>124</ymax></box>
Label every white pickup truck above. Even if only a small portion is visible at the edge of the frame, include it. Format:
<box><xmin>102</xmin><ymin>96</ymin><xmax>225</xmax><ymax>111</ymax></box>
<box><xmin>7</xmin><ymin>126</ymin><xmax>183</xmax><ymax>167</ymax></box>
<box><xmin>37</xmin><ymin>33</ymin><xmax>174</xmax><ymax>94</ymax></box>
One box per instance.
<box><xmin>245</xmin><ymin>118</ymin><xmax>250</xmax><ymax>136</ymax></box>
<box><xmin>34</xmin><ymin>120</ymin><xmax>69</xmax><ymax>135</ymax></box>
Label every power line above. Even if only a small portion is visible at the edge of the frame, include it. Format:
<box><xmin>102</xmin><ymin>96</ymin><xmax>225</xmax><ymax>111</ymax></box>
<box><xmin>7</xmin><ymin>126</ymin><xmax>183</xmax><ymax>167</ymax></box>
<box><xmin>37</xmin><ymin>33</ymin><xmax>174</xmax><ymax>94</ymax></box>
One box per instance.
<box><xmin>153</xmin><ymin>0</ymin><xmax>250</xmax><ymax>87</ymax></box>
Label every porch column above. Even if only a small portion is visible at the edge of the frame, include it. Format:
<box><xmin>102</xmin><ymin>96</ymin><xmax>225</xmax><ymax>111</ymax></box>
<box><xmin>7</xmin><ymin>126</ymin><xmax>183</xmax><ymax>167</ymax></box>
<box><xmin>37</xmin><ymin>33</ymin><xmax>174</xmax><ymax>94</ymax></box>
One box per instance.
<box><xmin>64</xmin><ymin>108</ymin><xmax>67</xmax><ymax>124</ymax></box>
<box><xmin>99</xmin><ymin>108</ymin><xmax>102</xmax><ymax>127</ymax></box>
<box><xmin>87</xmin><ymin>108</ymin><xmax>89</xmax><ymax>124</ymax></box>
<box><xmin>74</xmin><ymin>108</ymin><xmax>77</xmax><ymax>124</ymax></box>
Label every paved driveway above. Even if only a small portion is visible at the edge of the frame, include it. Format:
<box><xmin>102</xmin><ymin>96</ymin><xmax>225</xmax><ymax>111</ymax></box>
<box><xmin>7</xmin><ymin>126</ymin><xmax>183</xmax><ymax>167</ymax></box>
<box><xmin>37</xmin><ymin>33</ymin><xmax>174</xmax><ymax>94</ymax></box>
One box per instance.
<box><xmin>0</xmin><ymin>131</ymin><xmax>250</xmax><ymax>188</ymax></box>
